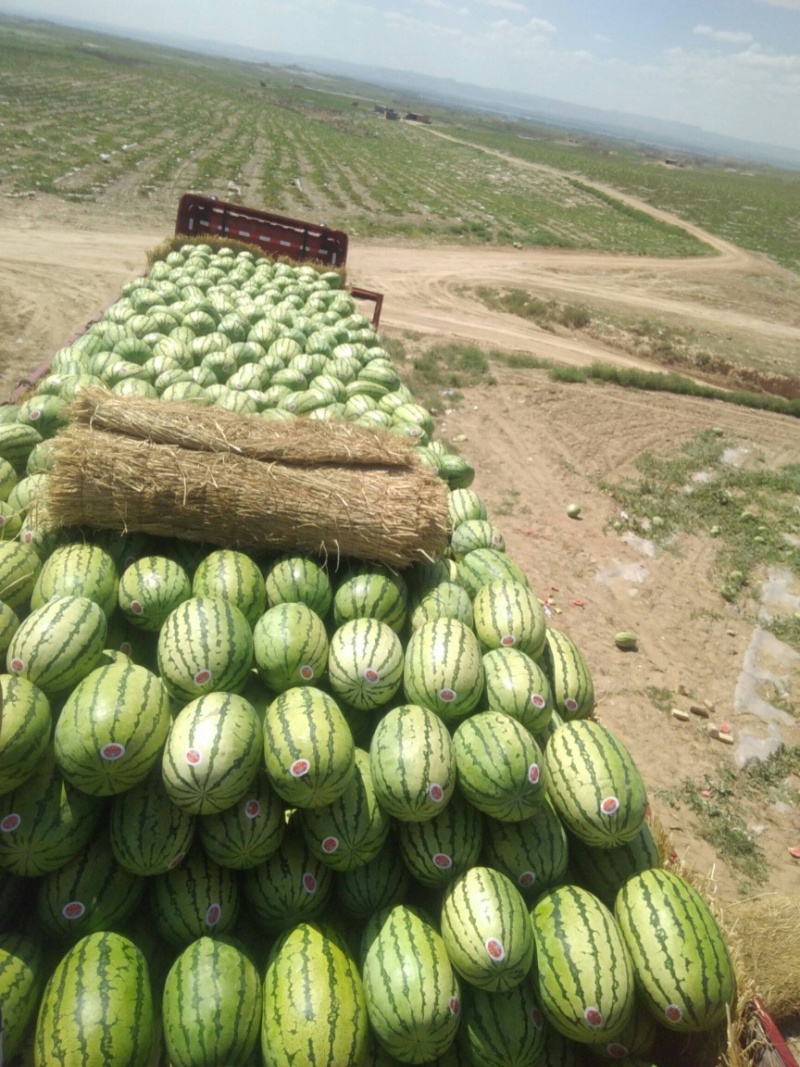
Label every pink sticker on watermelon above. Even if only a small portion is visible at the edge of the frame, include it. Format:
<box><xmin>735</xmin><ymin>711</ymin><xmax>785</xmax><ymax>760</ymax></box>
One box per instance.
<box><xmin>302</xmin><ymin>872</ymin><xmax>317</xmax><ymax>894</ymax></box>
<box><xmin>299</xmin><ymin>664</ymin><xmax>314</xmax><ymax>681</ymax></box>
<box><xmin>438</xmin><ymin>688</ymin><xmax>457</xmax><ymax>703</ymax></box>
<box><xmin>485</xmin><ymin>937</ymin><xmax>506</xmax><ymax>962</ymax></box>
<box><xmin>432</xmin><ymin>853</ymin><xmax>452</xmax><ymax>870</ymax></box>
<box><xmin>428</xmin><ymin>783</ymin><xmax>444</xmax><ymax>802</ymax></box>
<box><xmin>100</xmin><ymin>743</ymin><xmax>126</xmax><ymax>761</ymax></box>
<box><xmin>244</xmin><ymin>799</ymin><xmax>261</xmax><ymax>819</ymax></box>
<box><xmin>62</xmin><ymin>901</ymin><xmax>86</xmax><ymax>920</ymax></box>
<box><xmin>528</xmin><ymin>762</ymin><xmax>540</xmax><ymax>784</ymax></box>
<box><xmin>185</xmin><ymin>748</ymin><xmax>202</xmax><ymax>766</ymax></box>
<box><xmin>290</xmin><ymin>758</ymin><xmax>310</xmax><ymax>778</ymax></box>
<box><xmin>0</xmin><ymin>813</ymin><xmax>21</xmax><ymax>833</ymax></box>
<box><xmin>500</xmin><ymin>634</ymin><xmax>516</xmax><ymax>647</ymax></box>
<box><xmin>205</xmin><ymin>903</ymin><xmax>221</xmax><ymax>927</ymax></box>
<box><xmin>193</xmin><ymin>669</ymin><xmax>212</xmax><ymax>686</ymax></box>
<box><xmin>322</xmin><ymin>836</ymin><xmax>339</xmax><ymax>854</ymax></box>
<box><xmin>363</xmin><ymin>667</ymin><xmax>380</xmax><ymax>684</ymax></box>
<box><xmin>584</xmin><ymin>1006</ymin><xmax>603</xmax><ymax>1028</ymax></box>
<box><xmin>665</xmin><ymin>1004</ymin><xmax>683</xmax><ymax>1023</ymax></box>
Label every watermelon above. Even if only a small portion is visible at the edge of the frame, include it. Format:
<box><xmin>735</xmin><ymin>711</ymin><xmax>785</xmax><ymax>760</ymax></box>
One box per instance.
<box><xmin>151</xmin><ymin>846</ymin><xmax>239</xmax><ymax>948</ymax></box>
<box><xmin>336</xmin><ymin>838</ymin><xmax>410</xmax><ymax>920</ymax></box>
<box><xmin>0</xmin><ymin>750</ymin><xmax>101</xmax><ymax>876</ymax></box>
<box><xmin>253</xmin><ymin>602</ymin><xmax>329</xmax><ymax>691</ymax></box>
<box><xmin>199</xmin><ymin>769</ymin><xmax>286</xmax><ymax>870</ymax></box>
<box><xmin>409</xmin><ymin>582</ymin><xmax>474</xmax><ymax>632</ymax></box>
<box><xmin>262</xmin><ymin>922</ymin><xmax>368</xmax><ymax>1067</ymax></box>
<box><xmin>0</xmin><ymin>674</ymin><xmax>51</xmax><ymax>795</ymax></box>
<box><xmin>262</xmin><ymin>686</ymin><xmax>355</xmax><ymax>809</ymax></box>
<box><xmin>363</xmin><ymin>905</ymin><xmax>461</xmax><ymax>1064</ymax></box>
<box><xmin>0</xmin><ymin>456</ymin><xmax>17</xmax><ymax>500</ymax></box>
<box><xmin>300</xmin><ymin>748</ymin><xmax>391</xmax><ymax>872</ymax></box>
<box><xmin>587</xmin><ymin>1007</ymin><xmax>658</xmax><ymax>1061</ymax></box>
<box><xmin>30</xmin><ymin>542</ymin><xmax>118</xmax><ymax>618</ymax></box>
<box><xmin>0</xmin><ymin>931</ymin><xmax>45</xmax><ymax>1062</ymax></box>
<box><xmin>473</xmin><ymin>579</ymin><xmax>546</xmax><ymax>659</ymax></box>
<box><xmin>460</xmin><ymin>978</ymin><xmax>547</xmax><ymax>1067</ymax></box>
<box><xmin>369</xmin><ymin>704</ymin><xmax>456</xmax><ymax>822</ymax></box>
<box><xmin>16</xmin><ymin>394</ymin><xmax>68</xmax><ymax>438</ymax></box>
<box><xmin>191</xmin><ymin>548</ymin><xmax>267</xmax><ymax>628</ymax></box>
<box><xmin>0</xmin><ymin>500</ymin><xmax>22</xmax><ymax>540</ymax></box>
<box><xmin>109</xmin><ymin>768</ymin><xmax>195</xmax><ymax>876</ymax></box>
<box><xmin>118</xmin><ymin>554</ymin><xmax>192</xmax><ymax>631</ymax></box>
<box><xmin>163</xmin><ymin>937</ymin><xmax>262</xmax><ymax>1067</ymax></box>
<box><xmin>333</xmin><ymin>565</ymin><xmax>409</xmax><ymax>633</ymax></box>
<box><xmin>482</xmin><ymin>646</ymin><xmax>553</xmax><ymax>733</ymax></box>
<box><xmin>53</xmin><ymin>661</ymin><xmax>171</xmax><ymax>796</ymax></box>
<box><xmin>0</xmin><ymin>598</ymin><xmax>20</xmax><ymax>660</ymax></box>
<box><xmin>403</xmin><ymin>618</ymin><xmax>485</xmax><ymax>722</ymax></box>
<box><xmin>7</xmin><ymin>595</ymin><xmax>107</xmax><ymax>697</ymax></box>
<box><xmin>0</xmin><ymin>423</ymin><xmax>42</xmax><ymax>473</ymax></box>
<box><xmin>34</xmin><ymin>932</ymin><xmax>154</xmax><ymax>1067</ymax></box>
<box><xmin>453</xmin><ymin>711</ymin><xmax>545</xmax><ymax>822</ymax></box>
<box><xmin>441</xmin><ymin>867</ymin><xmax>534</xmax><ymax>992</ymax></box>
<box><xmin>157</xmin><ymin>595</ymin><xmax>254</xmax><ymax>701</ymax></box>
<box><xmin>570</xmin><ymin>820</ymin><xmax>660</xmax><ymax>909</ymax></box>
<box><xmin>162</xmin><ymin>691</ymin><xmax>262</xmax><ymax>814</ymax></box>
<box><xmin>482</xmin><ymin>797</ymin><xmax>569</xmax><ymax>898</ymax></box>
<box><xmin>397</xmin><ymin>789</ymin><xmax>483</xmax><ymax>889</ymax></box>
<box><xmin>450</xmin><ymin>519</ymin><xmax>505</xmax><ymax>560</ymax></box>
<box><xmin>36</xmin><ymin>833</ymin><xmax>143</xmax><ymax>941</ymax></box>
<box><xmin>328</xmin><ymin>618</ymin><xmax>404</xmax><ymax>711</ymax></box>
<box><xmin>532</xmin><ymin>884</ymin><xmax>636</xmax><ymax>1044</ymax></box>
<box><xmin>0</xmin><ymin>540</ymin><xmax>42</xmax><ymax>611</ymax></box>
<box><xmin>264</xmin><ymin>554</ymin><xmax>333</xmax><ymax>616</ymax></box>
<box><xmin>544</xmin><ymin>720</ymin><xmax>647</xmax><ymax>848</ymax></box>
<box><xmin>458</xmin><ymin>549</ymin><xmax>529</xmax><ymax>599</ymax></box>
<box><xmin>539</xmin><ymin>627</ymin><xmax>595</xmax><ymax>721</ymax></box>
<box><xmin>614</xmin><ymin>868</ymin><xmax>736</xmax><ymax>1033</ymax></box>
<box><xmin>243</xmin><ymin>826</ymin><xmax>333</xmax><ymax>933</ymax></box>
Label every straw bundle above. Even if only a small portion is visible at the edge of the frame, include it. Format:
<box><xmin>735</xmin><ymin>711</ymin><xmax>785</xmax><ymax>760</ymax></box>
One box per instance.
<box><xmin>724</xmin><ymin>896</ymin><xmax>800</xmax><ymax>1024</ymax></box>
<box><xmin>40</xmin><ymin>425</ymin><xmax>449</xmax><ymax>568</ymax></box>
<box><xmin>71</xmin><ymin>389</ymin><xmax>417</xmax><ymax>468</ymax></box>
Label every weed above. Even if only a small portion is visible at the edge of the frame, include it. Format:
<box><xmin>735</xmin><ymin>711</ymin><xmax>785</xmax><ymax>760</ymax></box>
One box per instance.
<box><xmin>494</xmin><ymin>489</ymin><xmax>522</xmax><ymax>517</ymax></box>
<box><xmin>645</xmin><ymin>686</ymin><xmax>674</xmax><ymax>714</ymax></box>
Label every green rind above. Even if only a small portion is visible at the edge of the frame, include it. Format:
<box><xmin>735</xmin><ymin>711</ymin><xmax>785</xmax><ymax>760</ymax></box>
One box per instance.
<box><xmin>157</xmin><ymin>595</ymin><xmax>254</xmax><ymax>701</ymax></box>
<box><xmin>7</xmin><ymin>595</ymin><xmax>107</xmax><ymax>698</ymax></box>
<box><xmin>199</xmin><ymin>769</ymin><xmax>286</xmax><ymax>870</ymax></box>
<box><xmin>328</xmin><ymin>618</ymin><xmax>404</xmax><ymax>711</ymax></box>
<box><xmin>452</xmin><ymin>711</ymin><xmax>545</xmax><ymax>822</ymax></box>
<box><xmin>369</xmin><ymin>704</ymin><xmax>456</xmax><ymax>822</ymax></box>
<box><xmin>403</xmin><ymin>618</ymin><xmax>485</xmax><ymax>722</ymax></box>
<box><xmin>0</xmin><ymin>931</ymin><xmax>45</xmax><ymax>1062</ymax></box>
<box><xmin>151</xmin><ymin>847</ymin><xmax>239</xmax><ymax>948</ymax></box>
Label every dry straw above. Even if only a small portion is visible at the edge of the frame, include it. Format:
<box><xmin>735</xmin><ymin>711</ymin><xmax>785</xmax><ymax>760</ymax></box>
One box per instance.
<box><xmin>71</xmin><ymin>388</ymin><xmax>418</xmax><ymax>468</ymax></box>
<box><xmin>41</xmin><ymin>425</ymin><xmax>449</xmax><ymax>568</ymax></box>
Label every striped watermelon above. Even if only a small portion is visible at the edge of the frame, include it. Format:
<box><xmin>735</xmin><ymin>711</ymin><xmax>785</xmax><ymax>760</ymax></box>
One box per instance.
<box><xmin>53</xmin><ymin>661</ymin><xmax>171</xmax><ymax>795</ymax></box>
<box><xmin>191</xmin><ymin>548</ymin><xmax>267</xmax><ymax>628</ymax></box>
<box><xmin>157</xmin><ymin>595</ymin><xmax>254</xmax><ymax>701</ymax></box>
<box><xmin>570</xmin><ymin>820</ymin><xmax>660</xmax><ymax>909</ymax></box>
<box><xmin>453</xmin><ymin>711</ymin><xmax>545</xmax><ymax>822</ymax></box>
<box><xmin>363</xmin><ymin>905</ymin><xmax>461</xmax><ymax>1063</ymax></box>
<box><xmin>7</xmin><ymin>595</ymin><xmax>107</xmax><ymax>698</ymax></box>
<box><xmin>264</xmin><ymin>554</ymin><xmax>333</xmax><ymax>616</ymax></box>
<box><xmin>532</xmin><ymin>884</ymin><xmax>636</xmax><ymax>1044</ymax></box>
<box><xmin>440</xmin><ymin>452</ymin><xmax>474</xmax><ymax>490</ymax></box>
<box><xmin>458</xmin><ymin>548</ymin><xmax>529</xmax><ymax>598</ymax></box>
<box><xmin>0</xmin><ymin>540</ymin><xmax>42</xmax><ymax>611</ymax></box>
<box><xmin>253</xmin><ymin>602</ymin><xmax>328</xmax><ymax>691</ymax></box>
<box><xmin>263</xmin><ymin>686</ymin><xmax>355</xmax><ymax>809</ymax></box>
<box><xmin>328</xmin><ymin>618</ymin><xmax>404</xmax><ymax>711</ymax></box>
<box><xmin>543</xmin><ymin>720</ymin><xmax>648</xmax><ymax>848</ymax></box>
<box><xmin>31</xmin><ymin>543</ymin><xmax>118</xmax><ymax>618</ymax></box>
<box><xmin>587</xmin><ymin>1007</ymin><xmax>658</xmax><ymax>1061</ymax></box>
<box><xmin>0</xmin><ymin>423</ymin><xmax>42</xmax><ymax>473</ymax></box>
<box><xmin>482</xmin><ymin>647</ymin><xmax>554</xmax><ymax>733</ymax></box>
<box><xmin>118</xmin><ymin>554</ymin><xmax>191</xmax><ymax>631</ymax></box>
<box><xmin>333</xmin><ymin>565</ymin><xmax>409</xmax><ymax>633</ymax></box>
<box><xmin>614</xmin><ymin>868</ymin><xmax>735</xmax><ymax>1033</ymax></box>
<box><xmin>262</xmin><ymin>922</ymin><xmax>368</xmax><ymax>1067</ymax></box>
<box><xmin>34</xmin><ymin>931</ymin><xmax>154</xmax><ymax>1067</ymax></box>
<box><xmin>0</xmin><ymin>750</ymin><xmax>101</xmax><ymax>876</ymax></box>
<box><xmin>243</xmin><ymin>826</ymin><xmax>333</xmax><ymax>932</ymax></box>
<box><xmin>109</xmin><ymin>768</ymin><xmax>195</xmax><ymax>876</ymax></box>
<box><xmin>163</xmin><ymin>937</ymin><xmax>262</xmax><ymax>1067</ymax></box>
<box><xmin>460</xmin><ymin>978</ymin><xmax>547</xmax><ymax>1067</ymax></box>
<box><xmin>0</xmin><ymin>456</ymin><xmax>17</xmax><ymax>500</ymax></box>
<box><xmin>538</xmin><ymin>627</ymin><xmax>595</xmax><ymax>721</ymax></box>
<box><xmin>481</xmin><ymin>797</ymin><xmax>569</xmax><ymax>898</ymax></box>
<box><xmin>336</xmin><ymin>838</ymin><xmax>410</xmax><ymax>920</ymax></box>
<box><xmin>199</xmin><ymin>769</ymin><xmax>286</xmax><ymax>869</ymax></box>
<box><xmin>151</xmin><ymin>846</ymin><xmax>239</xmax><ymax>948</ymax></box>
<box><xmin>369</xmin><ymin>704</ymin><xmax>456</xmax><ymax>822</ymax></box>
<box><xmin>0</xmin><ymin>931</ymin><xmax>45</xmax><ymax>1062</ymax></box>
<box><xmin>450</xmin><ymin>519</ymin><xmax>505</xmax><ymax>560</ymax></box>
<box><xmin>36</xmin><ymin>833</ymin><xmax>143</xmax><ymax>941</ymax></box>
<box><xmin>300</xmin><ymin>748</ymin><xmax>391</xmax><ymax>871</ymax></box>
<box><xmin>162</xmin><ymin>691</ymin><xmax>262</xmax><ymax>814</ymax></box>
<box><xmin>403</xmin><ymin>618</ymin><xmax>485</xmax><ymax>722</ymax></box>
<box><xmin>409</xmin><ymin>581</ymin><xmax>474</xmax><ymax>633</ymax></box>
<box><xmin>473</xmin><ymin>579</ymin><xmax>546</xmax><ymax>659</ymax></box>
<box><xmin>0</xmin><ymin>599</ymin><xmax>20</xmax><ymax>660</ymax></box>
<box><xmin>397</xmin><ymin>789</ymin><xmax>483</xmax><ymax>889</ymax></box>
<box><xmin>0</xmin><ymin>674</ymin><xmax>51</xmax><ymax>795</ymax></box>
<box><xmin>441</xmin><ymin>867</ymin><xmax>534</xmax><ymax>992</ymax></box>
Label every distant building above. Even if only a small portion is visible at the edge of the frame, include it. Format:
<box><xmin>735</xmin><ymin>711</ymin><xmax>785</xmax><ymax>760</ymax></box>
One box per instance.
<box><xmin>404</xmin><ymin>113</ymin><xmax>432</xmax><ymax>124</ymax></box>
<box><xmin>385</xmin><ymin>109</ymin><xmax>400</xmax><ymax>121</ymax></box>
<box><xmin>374</xmin><ymin>105</ymin><xmax>387</xmax><ymax>114</ymax></box>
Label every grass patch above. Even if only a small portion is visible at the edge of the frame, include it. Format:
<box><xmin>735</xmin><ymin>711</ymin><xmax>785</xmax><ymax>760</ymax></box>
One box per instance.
<box><xmin>600</xmin><ymin>428</ymin><xmax>800</xmax><ymax>610</ymax></box>
<box><xmin>646</xmin><ymin>686</ymin><xmax>674</xmax><ymax>714</ymax></box>
<box><xmin>476</xmin><ymin>286</ymin><xmax>591</xmax><ymax>331</ymax></box>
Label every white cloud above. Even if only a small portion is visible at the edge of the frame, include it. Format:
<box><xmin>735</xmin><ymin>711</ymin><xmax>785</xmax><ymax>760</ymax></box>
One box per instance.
<box><xmin>527</xmin><ymin>16</ymin><xmax>556</xmax><ymax>33</ymax></box>
<box><xmin>595</xmin><ymin>33</ymin><xmax>612</xmax><ymax>44</ymax></box>
<box><xmin>384</xmin><ymin>9</ymin><xmax>462</xmax><ymax>35</ymax></box>
<box><xmin>482</xmin><ymin>0</ymin><xmax>528</xmax><ymax>12</ymax></box>
<box><xmin>694</xmin><ymin>24</ymin><xmax>754</xmax><ymax>44</ymax></box>
<box><xmin>410</xmin><ymin>0</ymin><xmax>468</xmax><ymax>13</ymax></box>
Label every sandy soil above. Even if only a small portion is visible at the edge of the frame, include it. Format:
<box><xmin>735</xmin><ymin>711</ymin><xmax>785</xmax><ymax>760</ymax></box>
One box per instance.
<box><xmin>1</xmin><ymin>182</ymin><xmax>799</xmax><ymax>921</ymax></box>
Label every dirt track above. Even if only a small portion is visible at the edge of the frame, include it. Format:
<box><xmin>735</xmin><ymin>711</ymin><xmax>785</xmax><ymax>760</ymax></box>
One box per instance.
<box><xmin>1</xmin><ymin>169</ymin><xmax>800</xmax><ymax>912</ymax></box>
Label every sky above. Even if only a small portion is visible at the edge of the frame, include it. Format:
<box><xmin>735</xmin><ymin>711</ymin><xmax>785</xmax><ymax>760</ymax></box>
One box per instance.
<box><xmin>4</xmin><ymin>0</ymin><xmax>800</xmax><ymax>151</ymax></box>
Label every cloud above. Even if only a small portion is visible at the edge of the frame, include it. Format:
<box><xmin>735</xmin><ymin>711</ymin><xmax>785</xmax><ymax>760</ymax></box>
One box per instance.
<box><xmin>384</xmin><ymin>8</ymin><xmax>462</xmax><ymax>35</ymax></box>
<box><xmin>411</xmin><ymin>0</ymin><xmax>468</xmax><ymax>13</ymax></box>
<box><xmin>755</xmin><ymin>0</ymin><xmax>800</xmax><ymax>8</ymax></box>
<box><xmin>528</xmin><ymin>16</ymin><xmax>556</xmax><ymax>33</ymax></box>
<box><xmin>694</xmin><ymin>24</ymin><xmax>754</xmax><ymax>44</ymax></box>
<box><xmin>482</xmin><ymin>0</ymin><xmax>528</xmax><ymax>11</ymax></box>
<box><xmin>595</xmin><ymin>33</ymin><xmax>612</xmax><ymax>44</ymax></box>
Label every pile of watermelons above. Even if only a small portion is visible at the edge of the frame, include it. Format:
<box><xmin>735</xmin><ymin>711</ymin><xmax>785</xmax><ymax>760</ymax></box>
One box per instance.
<box><xmin>0</xmin><ymin>245</ymin><xmax>736</xmax><ymax>1067</ymax></box>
